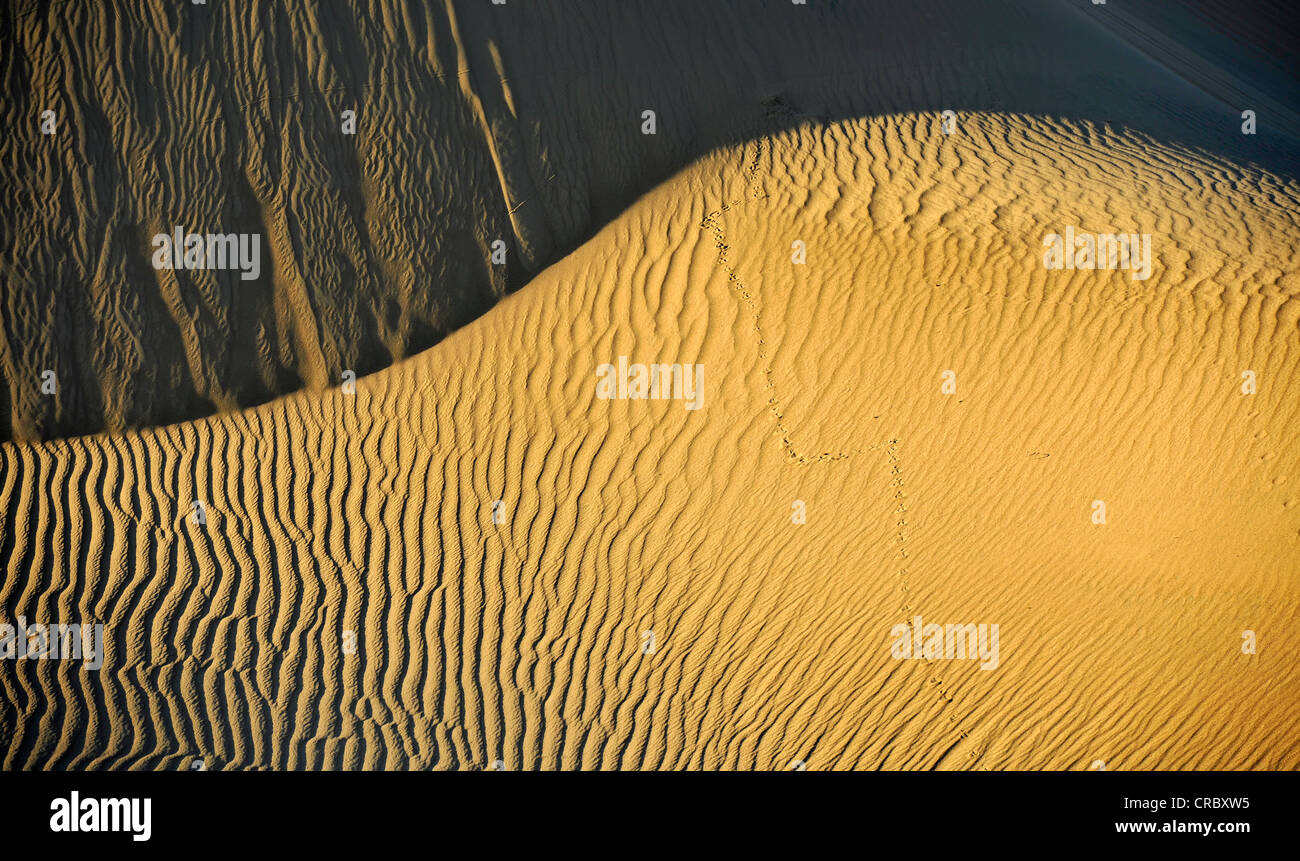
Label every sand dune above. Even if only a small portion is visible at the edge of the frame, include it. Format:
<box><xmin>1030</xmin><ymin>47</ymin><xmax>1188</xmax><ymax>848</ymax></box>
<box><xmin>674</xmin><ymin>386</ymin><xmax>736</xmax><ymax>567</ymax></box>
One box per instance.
<box><xmin>4</xmin><ymin>0</ymin><xmax>1297</xmax><ymax>441</ymax></box>
<box><xmin>3</xmin><ymin>100</ymin><xmax>1297</xmax><ymax>768</ymax></box>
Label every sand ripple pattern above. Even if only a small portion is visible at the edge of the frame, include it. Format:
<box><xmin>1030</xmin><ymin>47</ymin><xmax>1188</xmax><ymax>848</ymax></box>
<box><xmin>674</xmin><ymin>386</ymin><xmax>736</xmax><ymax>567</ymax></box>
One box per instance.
<box><xmin>5</xmin><ymin>0</ymin><xmax>1297</xmax><ymax>440</ymax></box>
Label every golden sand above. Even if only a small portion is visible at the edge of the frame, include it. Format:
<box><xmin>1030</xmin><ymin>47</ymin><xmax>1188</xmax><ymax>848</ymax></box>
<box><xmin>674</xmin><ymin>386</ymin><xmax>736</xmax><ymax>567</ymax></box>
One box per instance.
<box><xmin>3</xmin><ymin>108</ymin><xmax>1297</xmax><ymax>768</ymax></box>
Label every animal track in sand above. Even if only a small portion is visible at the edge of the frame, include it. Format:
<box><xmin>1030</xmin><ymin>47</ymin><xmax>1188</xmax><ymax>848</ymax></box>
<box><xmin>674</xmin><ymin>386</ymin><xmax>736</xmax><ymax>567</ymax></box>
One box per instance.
<box><xmin>699</xmin><ymin>136</ymin><xmax>879</xmax><ymax>465</ymax></box>
<box><xmin>700</xmin><ymin>131</ymin><xmax>980</xmax><ymax>761</ymax></box>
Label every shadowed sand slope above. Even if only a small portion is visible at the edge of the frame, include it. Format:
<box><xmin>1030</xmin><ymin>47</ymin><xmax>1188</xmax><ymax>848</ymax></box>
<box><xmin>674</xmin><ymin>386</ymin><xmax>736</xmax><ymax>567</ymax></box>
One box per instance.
<box><xmin>1072</xmin><ymin>0</ymin><xmax>1300</xmax><ymax>138</ymax></box>
<box><xmin>2</xmin><ymin>113</ymin><xmax>1297</xmax><ymax>769</ymax></box>
<box><xmin>3</xmin><ymin>0</ymin><xmax>1298</xmax><ymax>441</ymax></box>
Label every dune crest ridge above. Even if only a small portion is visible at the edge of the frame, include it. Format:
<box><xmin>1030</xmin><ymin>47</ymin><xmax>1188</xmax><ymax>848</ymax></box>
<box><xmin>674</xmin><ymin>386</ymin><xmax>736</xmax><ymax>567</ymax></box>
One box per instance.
<box><xmin>5</xmin><ymin>0</ymin><xmax>1297</xmax><ymax>441</ymax></box>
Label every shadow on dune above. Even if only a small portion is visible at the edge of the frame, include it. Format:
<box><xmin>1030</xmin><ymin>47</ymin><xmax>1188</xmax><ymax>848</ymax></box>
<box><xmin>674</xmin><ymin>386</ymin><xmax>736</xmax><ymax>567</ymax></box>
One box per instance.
<box><xmin>1</xmin><ymin>0</ymin><xmax>1296</xmax><ymax>441</ymax></box>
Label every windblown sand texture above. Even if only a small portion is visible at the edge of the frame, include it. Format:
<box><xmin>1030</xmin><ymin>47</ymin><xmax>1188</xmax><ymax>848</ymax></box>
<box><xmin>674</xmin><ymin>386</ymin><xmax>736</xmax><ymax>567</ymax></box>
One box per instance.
<box><xmin>1</xmin><ymin>1</ymin><xmax>1298</xmax><ymax>769</ymax></box>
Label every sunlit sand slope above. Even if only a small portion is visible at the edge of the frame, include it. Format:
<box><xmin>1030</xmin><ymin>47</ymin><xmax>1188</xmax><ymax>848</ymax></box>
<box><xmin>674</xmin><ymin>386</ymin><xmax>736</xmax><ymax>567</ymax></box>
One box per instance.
<box><xmin>3</xmin><ymin>114</ymin><xmax>1297</xmax><ymax>769</ymax></box>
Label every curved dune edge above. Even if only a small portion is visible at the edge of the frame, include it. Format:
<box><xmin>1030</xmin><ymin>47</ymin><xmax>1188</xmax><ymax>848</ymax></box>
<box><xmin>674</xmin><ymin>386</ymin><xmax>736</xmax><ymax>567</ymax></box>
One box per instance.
<box><xmin>7</xmin><ymin>0</ymin><xmax>1298</xmax><ymax>442</ymax></box>
<box><xmin>2</xmin><ymin>113</ymin><xmax>1298</xmax><ymax>770</ymax></box>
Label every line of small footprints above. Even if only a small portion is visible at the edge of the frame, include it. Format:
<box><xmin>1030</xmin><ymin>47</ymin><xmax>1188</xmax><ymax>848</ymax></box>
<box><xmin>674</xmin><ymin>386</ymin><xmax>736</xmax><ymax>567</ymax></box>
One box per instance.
<box><xmin>887</xmin><ymin>438</ymin><xmax>986</xmax><ymax>768</ymax></box>
<box><xmin>698</xmin><ymin>138</ymin><xmax>859</xmax><ymax>465</ymax></box>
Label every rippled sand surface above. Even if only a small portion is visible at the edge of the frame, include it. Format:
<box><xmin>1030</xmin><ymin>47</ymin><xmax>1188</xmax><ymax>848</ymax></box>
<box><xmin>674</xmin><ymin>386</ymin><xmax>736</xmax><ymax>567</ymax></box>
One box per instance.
<box><xmin>2</xmin><ymin>1</ymin><xmax>1297</xmax><ymax>769</ymax></box>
